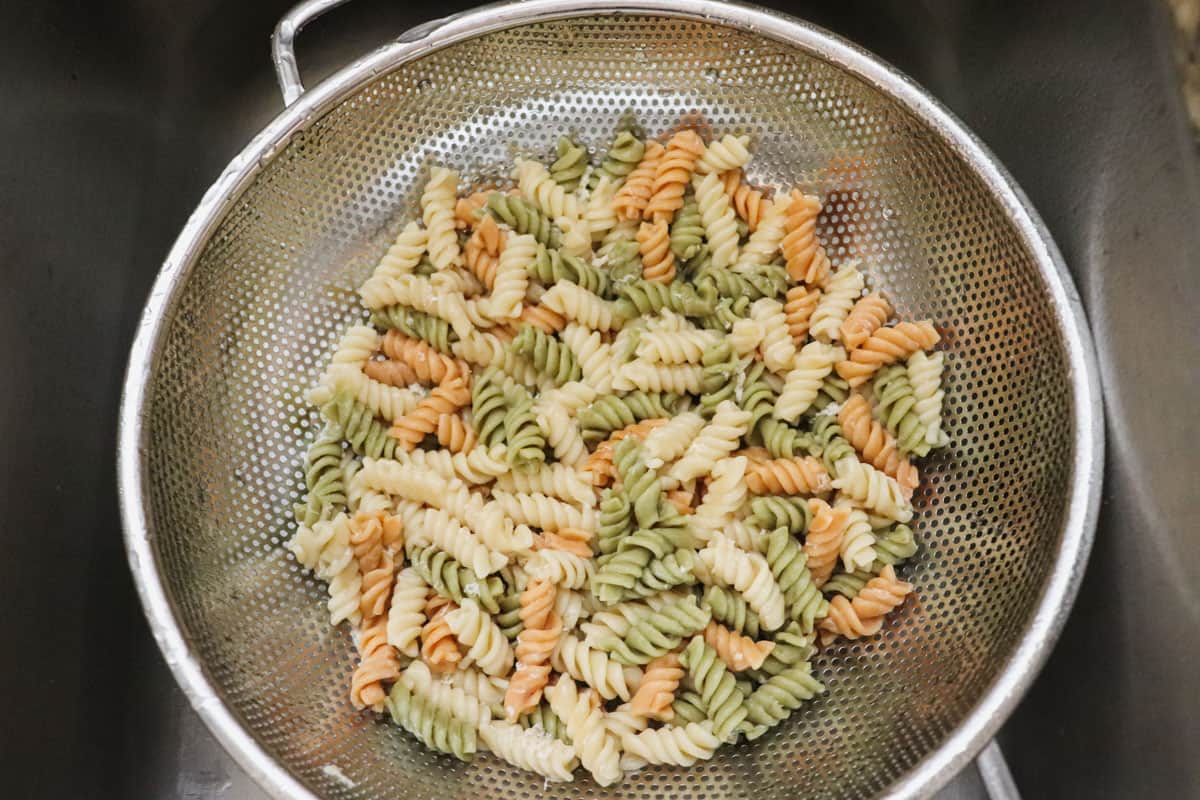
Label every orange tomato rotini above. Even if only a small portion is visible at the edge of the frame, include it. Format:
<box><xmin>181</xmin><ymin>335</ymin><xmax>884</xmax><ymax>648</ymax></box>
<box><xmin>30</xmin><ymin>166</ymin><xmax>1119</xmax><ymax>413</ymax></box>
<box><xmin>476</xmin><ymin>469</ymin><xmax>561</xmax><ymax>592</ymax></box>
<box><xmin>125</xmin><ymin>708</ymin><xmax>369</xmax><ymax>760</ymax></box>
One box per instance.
<box><xmin>783</xmin><ymin>285</ymin><xmax>821</xmax><ymax>344</ymax></box>
<box><xmin>637</xmin><ymin>220</ymin><xmax>676</xmax><ymax>284</ymax></box>
<box><xmin>744</xmin><ymin>456</ymin><xmax>832</xmax><ymax>496</ymax></box>
<box><xmin>645</xmin><ymin>129</ymin><xmax>705</xmax><ymax>224</ymax></box>
<box><xmin>835</xmin><ymin>321</ymin><xmax>940</xmax><ymax>388</ymax></box>
<box><xmin>613</xmin><ymin>140</ymin><xmax>664</xmax><ymax>221</ymax></box>
<box><xmin>702</xmin><ymin>621</ymin><xmax>775</xmax><ymax>671</ymax></box>
<box><xmin>388</xmin><ymin>377</ymin><xmax>471</xmax><ymax>451</ymax></box>
<box><xmin>818</xmin><ymin>565</ymin><xmax>913</xmax><ymax>644</ymax></box>
<box><xmin>837</xmin><ymin>394</ymin><xmax>919</xmax><ymax>497</ymax></box>
<box><xmin>781</xmin><ymin>190</ymin><xmax>832</xmax><ymax>287</ymax></box>
<box><xmin>804</xmin><ymin>498</ymin><xmax>851</xmax><ymax>587</ymax></box>
<box><xmin>626</xmin><ymin>651</ymin><xmax>684</xmax><ymax>721</ymax></box>
<box><xmin>840</xmin><ymin>293</ymin><xmax>892</xmax><ymax>352</ymax></box>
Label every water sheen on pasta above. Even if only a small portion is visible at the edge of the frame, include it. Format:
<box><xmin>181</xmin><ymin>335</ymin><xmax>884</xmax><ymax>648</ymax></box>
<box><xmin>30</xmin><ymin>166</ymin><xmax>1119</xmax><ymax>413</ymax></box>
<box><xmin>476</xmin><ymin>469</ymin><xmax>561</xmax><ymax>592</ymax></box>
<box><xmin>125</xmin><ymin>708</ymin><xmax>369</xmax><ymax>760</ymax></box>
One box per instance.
<box><xmin>287</xmin><ymin>118</ymin><xmax>951</xmax><ymax>784</ymax></box>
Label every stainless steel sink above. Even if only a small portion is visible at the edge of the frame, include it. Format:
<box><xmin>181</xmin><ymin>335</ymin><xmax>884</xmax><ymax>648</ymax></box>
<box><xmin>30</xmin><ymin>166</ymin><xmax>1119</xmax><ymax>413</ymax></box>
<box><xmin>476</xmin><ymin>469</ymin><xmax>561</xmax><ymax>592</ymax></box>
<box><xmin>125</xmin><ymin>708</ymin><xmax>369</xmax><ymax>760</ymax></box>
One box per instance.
<box><xmin>1</xmin><ymin>0</ymin><xmax>1196</xmax><ymax>797</ymax></box>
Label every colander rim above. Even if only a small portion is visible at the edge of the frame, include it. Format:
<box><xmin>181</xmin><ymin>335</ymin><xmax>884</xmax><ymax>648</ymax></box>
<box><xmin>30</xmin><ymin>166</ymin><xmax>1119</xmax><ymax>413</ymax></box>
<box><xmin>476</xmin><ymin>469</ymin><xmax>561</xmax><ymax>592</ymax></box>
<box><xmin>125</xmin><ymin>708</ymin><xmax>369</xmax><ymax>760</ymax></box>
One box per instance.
<box><xmin>117</xmin><ymin>2</ymin><xmax>1104</xmax><ymax>798</ymax></box>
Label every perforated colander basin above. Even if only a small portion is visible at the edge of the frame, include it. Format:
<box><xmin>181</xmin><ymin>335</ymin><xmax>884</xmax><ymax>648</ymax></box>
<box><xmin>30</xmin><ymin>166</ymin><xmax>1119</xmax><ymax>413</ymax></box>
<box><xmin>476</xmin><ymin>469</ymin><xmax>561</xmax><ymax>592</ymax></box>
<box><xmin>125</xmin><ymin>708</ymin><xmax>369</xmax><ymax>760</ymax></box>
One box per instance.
<box><xmin>118</xmin><ymin>2</ymin><xmax>1103</xmax><ymax>798</ymax></box>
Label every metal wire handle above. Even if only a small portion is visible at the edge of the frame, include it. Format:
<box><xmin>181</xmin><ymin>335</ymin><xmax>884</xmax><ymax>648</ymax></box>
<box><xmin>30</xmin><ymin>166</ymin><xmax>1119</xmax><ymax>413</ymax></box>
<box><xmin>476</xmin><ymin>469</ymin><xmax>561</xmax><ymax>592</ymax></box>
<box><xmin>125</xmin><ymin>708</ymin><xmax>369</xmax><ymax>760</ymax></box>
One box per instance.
<box><xmin>272</xmin><ymin>0</ymin><xmax>464</xmax><ymax>105</ymax></box>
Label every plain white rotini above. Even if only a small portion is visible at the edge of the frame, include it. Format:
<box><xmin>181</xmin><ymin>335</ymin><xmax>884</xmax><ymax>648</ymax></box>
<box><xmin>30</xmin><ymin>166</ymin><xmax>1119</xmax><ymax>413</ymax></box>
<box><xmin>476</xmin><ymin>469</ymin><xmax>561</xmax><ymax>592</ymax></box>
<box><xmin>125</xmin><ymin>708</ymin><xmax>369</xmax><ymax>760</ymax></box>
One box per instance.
<box><xmin>309</xmin><ymin>364</ymin><xmax>422</xmax><ymax>422</ymax></box>
<box><xmin>689</xmin><ymin>456</ymin><xmax>748</xmax><ymax>544</ymax></box>
<box><xmin>554</xmin><ymin>587</ymin><xmax>597</xmax><ymax>630</ymax></box>
<box><xmin>620</xmin><ymin>721</ymin><xmax>720</xmax><ymax>769</ymax></box>
<box><xmin>831</xmin><ymin>457</ymin><xmax>914</xmax><ymax>522</ymax></box>
<box><xmin>540</xmin><ymin>281</ymin><xmax>624</xmax><ymax>332</ymax></box>
<box><xmin>669</xmin><ymin>401</ymin><xmax>753</xmax><ymax>482</ymax></box>
<box><xmin>635</xmin><ymin>328</ymin><xmax>721</xmax><ymax>365</ymax></box>
<box><xmin>422</xmin><ymin>166</ymin><xmax>462</xmax><ymax>269</ymax></box>
<box><xmin>479</xmin><ymin>720</ymin><xmax>578</xmax><ymax>781</ymax></box>
<box><xmin>585</xmin><ymin>176</ymin><xmax>620</xmax><ymax>242</ymax></box>
<box><xmin>536</xmin><ymin>403</ymin><xmax>589</xmax><ymax>469</ymax></box>
<box><xmin>389</xmin><ymin>445</ymin><xmax>456</xmax><ymax>480</ymax></box>
<box><xmin>751</xmin><ymin>297</ymin><xmax>797</xmax><ymax>373</ymax></box>
<box><xmin>406</xmin><ymin>506</ymin><xmax>508</xmax><ymax>578</ymax></box>
<box><xmin>365</xmin><ymin>220</ymin><xmax>427</xmax><ymax>284</ymax></box>
<box><xmin>641</xmin><ymin>411</ymin><xmax>706</xmax><ymax>464</ymax></box>
<box><xmin>697</xmin><ymin>533</ymin><xmax>787</xmax><ymax>630</ymax></box>
<box><xmin>691</xmin><ymin>171</ymin><xmax>740</xmax><ymax>268</ymax></box>
<box><xmin>695</xmin><ymin>134</ymin><xmax>752</xmax><ymax>175</ymax></box>
<box><xmin>809</xmin><ymin>261</ymin><xmax>865</xmax><ymax>342</ymax></box>
<box><xmin>551</xmin><ymin>634</ymin><xmax>640</xmax><ymax>701</ymax></box>
<box><xmin>491</xmin><ymin>490</ymin><xmax>594</xmax><ymax>533</ymax></box>
<box><xmin>357</xmin><ymin>273</ymin><xmax>473</xmax><ymax>338</ymax></box>
<box><xmin>536</xmin><ymin>380</ymin><xmax>599</xmax><ymax>415</ymax></box>
<box><xmin>729</xmin><ymin>317</ymin><xmax>766</xmax><ymax>357</ymax></box>
<box><xmin>479</xmin><ymin>232</ymin><xmax>534</xmax><ymax>322</ymax></box>
<box><xmin>560</xmin><ymin>323</ymin><xmax>617</xmax><ymax>394</ymax></box>
<box><xmin>385</xmin><ymin>567</ymin><xmax>428</xmax><ymax>657</ymax></box>
<box><xmin>836</xmin><ymin>502</ymin><xmax>877</xmax><ymax>571</ymax></box>
<box><xmin>446</xmin><ymin>666</ymin><xmax>509</xmax><ymax>711</ymax></box>
<box><xmin>494</xmin><ymin>462</ymin><xmax>594</xmax><ymax>507</ymax></box>
<box><xmin>470</xmin><ymin>501</ymin><xmax>536</xmax><ymax>556</ymax></box>
<box><xmin>445</xmin><ymin>598</ymin><xmax>515</xmax><ymax>677</ymax></box>
<box><xmin>596</xmin><ymin>218</ymin><xmax>639</xmax><ymax>259</ymax></box>
<box><xmin>329</xmin><ymin>324</ymin><xmax>379</xmax><ymax>369</ymax></box>
<box><xmin>545</xmin><ymin>677</ymin><xmax>623</xmax><ymax>787</ymax></box>
<box><xmin>733</xmin><ymin>192</ymin><xmax>791</xmax><ymax>270</ymax></box>
<box><xmin>612</xmin><ymin>361</ymin><xmax>704</xmax><ymax>394</ymax></box>
<box><xmin>289</xmin><ymin>513</ymin><xmax>362</xmax><ymax>626</ymax></box>
<box><xmin>723</xmin><ymin>518</ymin><xmax>770</xmax><ymax>553</ymax></box>
<box><xmin>515</xmin><ymin>158</ymin><xmax>581</xmax><ymax>222</ymax></box>
<box><xmin>773</xmin><ymin>341</ymin><xmax>845</xmax><ymax>422</ymax></box>
<box><xmin>449</xmin><ymin>444</ymin><xmax>513</xmax><ymax>484</ymax></box>
<box><xmin>526</xmin><ymin>548</ymin><xmax>596</xmax><ymax>589</ymax></box>
<box><xmin>451</xmin><ymin>328</ymin><xmax>545</xmax><ymax>389</ymax></box>
<box><xmin>357</xmin><ymin>457</ymin><xmax>462</xmax><ymax>503</ymax></box>
<box><xmin>907</xmin><ymin>349</ymin><xmax>949</xmax><ymax>447</ymax></box>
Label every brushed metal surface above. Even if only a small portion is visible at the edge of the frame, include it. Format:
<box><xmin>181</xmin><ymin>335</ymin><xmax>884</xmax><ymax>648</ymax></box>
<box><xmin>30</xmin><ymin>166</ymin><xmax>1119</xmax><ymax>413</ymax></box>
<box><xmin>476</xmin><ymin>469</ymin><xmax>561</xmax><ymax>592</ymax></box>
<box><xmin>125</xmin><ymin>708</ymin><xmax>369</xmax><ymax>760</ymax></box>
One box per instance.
<box><xmin>0</xmin><ymin>1</ymin><xmax>1194</xmax><ymax>799</ymax></box>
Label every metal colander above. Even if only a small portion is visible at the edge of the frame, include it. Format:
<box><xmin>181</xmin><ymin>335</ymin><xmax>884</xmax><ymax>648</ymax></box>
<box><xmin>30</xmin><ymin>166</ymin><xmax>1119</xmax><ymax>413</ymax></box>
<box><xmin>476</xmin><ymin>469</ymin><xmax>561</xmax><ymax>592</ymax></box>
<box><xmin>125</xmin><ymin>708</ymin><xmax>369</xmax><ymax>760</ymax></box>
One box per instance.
<box><xmin>118</xmin><ymin>1</ymin><xmax>1103</xmax><ymax>798</ymax></box>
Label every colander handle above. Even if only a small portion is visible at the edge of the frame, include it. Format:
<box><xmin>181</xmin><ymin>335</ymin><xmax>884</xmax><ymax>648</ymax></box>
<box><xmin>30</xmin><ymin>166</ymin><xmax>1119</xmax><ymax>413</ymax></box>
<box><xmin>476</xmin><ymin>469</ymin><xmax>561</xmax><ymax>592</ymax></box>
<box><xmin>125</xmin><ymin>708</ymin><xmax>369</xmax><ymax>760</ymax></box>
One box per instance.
<box><xmin>271</xmin><ymin>0</ymin><xmax>463</xmax><ymax>105</ymax></box>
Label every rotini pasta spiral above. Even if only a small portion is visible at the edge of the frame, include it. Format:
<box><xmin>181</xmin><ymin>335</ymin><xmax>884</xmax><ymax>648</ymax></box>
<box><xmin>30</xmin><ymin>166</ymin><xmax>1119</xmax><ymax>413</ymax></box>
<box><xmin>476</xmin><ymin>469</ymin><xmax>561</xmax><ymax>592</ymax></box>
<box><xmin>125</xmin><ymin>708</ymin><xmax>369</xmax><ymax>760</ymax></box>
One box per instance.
<box><xmin>486</xmin><ymin>192</ymin><xmax>561</xmax><ymax>248</ymax></box>
<box><xmin>389</xmin><ymin>377</ymin><xmax>471</xmax><ymax>452</ymax></box>
<box><xmin>386</xmin><ymin>679</ymin><xmax>476</xmax><ymax>761</ymax></box>
<box><xmin>593</xmin><ymin>594</ymin><xmax>710</xmax><ymax>666</ymax></box>
<box><xmin>550</xmin><ymin>635</ymin><xmax>640</xmax><ymax>702</ymax></box>
<box><xmin>733</xmin><ymin>192</ymin><xmax>791</xmax><ymax>271</ymax></box>
<box><xmin>584</xmin><ymin>176</ymin><xmax>620</xmax><ymax>242</ymax></box>
<box><xmin>803</xmin><ymin>498</ymin><xmax>849</xmax><ymax>587</ymax></box>
<box><xmin>626</xmin><ymin>651</ymin><xmax>684</xmax><ymax>721</ymax></box>
<box><xmin>669</xmin><ymin>197</ymin><xmax>705</xmax><ymax>260</ymax></box>
<box><xmin>504</xmin><ymin>578</ymin><xmax>561</xmax><ymax>720</ymax></box>
<box><xmin>322</xmin><ymin>391</ymin><xmax>398</xmax><ymax>460</ymax></box>
<box><xmin>578</xmin><ymin>391</ymin><xmax>680</xmax><ymax>444</ymax></box>
<box><xmin>696</xmin><ymin>133</ymin><xmax>751</xmax><ymax>175</ymax></box>
<box><xmin>540</xmin><ymin>280</ymin><xmax>625</xmax><ymax>332</ymax></box>
<box><xmin>463</xmin><ymin>213</ymin><xmax>504</xmax><ymax>290</ymax></box>
<box><xmin>669</xmin><ymin>400</ymin><xmax>752</xmax><ymax>482</ymax></box>
<box><xmin>818</xmin><ymin>564</ymin><xmax>913</xmax><ymax>643</ymax></box>
<box><xmin>372</xmin><ymin>305</ymin><xmax>458</xmax><ymax>356</ymax></box>
<box><xmin>831</xmin><ymin>457</ymin><xmax>913</xmax><ymax>522</ymax></box>
<box><xmin>700</xmin><ymin>585</ymin><xmax>761</xmax><ymax>638</ymax></box>
<box><xmin>380</xmin><ymin>329</ymin><xmax>470</xmax><ymax>385</ymax></box>
<box><xmin>421</xmin><ymin>593</ymin><xmax>463</xmax><ymax>671</ymax></box>
<box><xmin>613</xmin><ymin>139</ymin><xmax>664</xmax><ymax>221</ymax></box>
<box><xmin>421</xmin><ymin>166</ymin><xmax>462</xmax><ymax>269</ymax></box>
<box><xmin>409</xmin><ymin>545</ymin><xmax>504</xmax><ymax>614</ymax></box>
<box><xmin>751</xmin><ymin>297</ymin><xmax>797</xmax><ymax>373</ymax></box>
<box><xmin>641</xmin><ymin>411</ymin><xmax>706</xmax><ymax>464</ymax></box>
<box><xmin>445</xmin><ymin>597</ymin><xmax>515</xmax><ymax>676</ymax></box>
<box><xmin>515</xmin><ymin>157</ymin><xmax>580</xmax><ymax>225</ymax></box>
<box><xmin>757</xmin><ymin>417</ymin><xmax>816</xmax><ymax>460</ymax></box>
<box><xmin>744</xmin><ymin>455</ymin><xmax>831</xmax><ymax>496</ymax></box>
<box><xmin>724</xmin><ymin>170</ymin><xmax>772</xmax><ymax>233</ymax></box>
<box><xmin>510</xmin><ymin>325</ymin><xmax>581</xmax><ymax>386</ymax></box>
<box><xmin>780</xmin><ymin>190</ymin><xmax>832</xmax><ymax>287</ymax></box>
<box><xmin>697</xmin><ymin>534</ymin><xmax>786</xmax><ymax>631</ymax></box>
<box><xmin>703</xmin><ymin>620</ymin><xmax>775</xmax><ymax>671</ymax></box>
<box><xmin>873</xmin><ymin>364</ymin><xmax>936</xmax><ymax>457</ymax></box>
<box><xmin>620</xmin><ymin>721</ymin><xmax>720</xmax><ymax>770</ymax></box>
<box><xmin>386</xmin><ymin>566</ymin><xmax>429</xmax><ymax>658</ymax></box>
<box><xmin>837</xmin><ymin>503</ymin><xmax>876</xmax><ymax>572</ymax></box>
<box><xmin>614</xmin><ymin>277</ymin><xmax>715</xmax><ymax>319</ymax></box>
<box><xmin>591</xmin><ymin>129</ymin><xmax>646</xmax><ymax>188</ymax></box>
<box><xmin>762</xmin><ymin>527</ymin><xmax>828</xmax><ymax>632</ymax></box>
<box><xmin>646</xmin><ymin>129</ymin><xmax>705</xmax><ymax>224</ymax></box>
<box><xmin>809</xmin><ymin>262</ymin><xmax>865</xmax><ymax>343</ymax></box>
<box><xmin>614</xmin><ymin>361</ymin><xmax>705</xmax><ymax>395</ymax></box>
<box><xmin>479</xmin><ymin>719</ymin><xmax>577</xmax><ymax>781</ymax></box>
<box><xmin>741</xmin><ymin>661</ymin><xmax>824</xmax><ymax>740</ymax></box>
<box><xmin>454</xmin><ymin>191</ymin><xmax>488</xmax><ymax>229</ymax></box>
<box><xmin>636</xmin><ymin>220</ymin><xmax>676</xmax><ymax>284</ymax></box>
<box><xmin>502</xmin><ymin>387</ymin><xmax>546</xmax><ymax>469</ymax></box>
<box><xmin>773</xmin><ymin>341</ymin><xmax>845</xmax><ymax>422</ymax></box>
<box><xmin>679</xmin><ymin>635</ymin><xmax>748</xmax><ymax>742</ymax></box>
<box><xmin>367</xmin><ymin>220</ymin><xmax>428</xmax><ymax>286</ymax></box>
<box><xmin>841</xmin><ymin>292</ymin><xmax>892</xmax><ymax>351</ymax></box>
<box><xmin>906</xmin><ymin>349</ymin><xmax>949</xmax><ymax>448</ymax></box>
<box><xmin>783</xmin><ymin>284</ymin><xmax>821</xmax><ymax>344</ymax></box>
<box><xmin>834</xmin><ymin>321</ymin><xmax>940</xmax><ymax>388</ymax></box>
<box><xmin>748</xmin><ymin>495</ymin><xmax>811</xmax><ymax>536</ymax></box>
<box><xmin>546</xmin><ymin>677</ymin><xmax>624</xmax><ymax>786</ymax></box>
<box><xmin>294</xmin><ymin>421</ymin><xmax>347</xmax><ymax>526</ymax></box>
<box><xmin>550</xmin><ymin>136</ymin><xmax>588</xmax><ymax>192</ymax></box>
<box><xmin>692</xmin><ymin>171</ymin><xmax>740</xmax><ymax>268</ymax></box>
<box><xmin>838</xmin><ymin>392</ymin><xmax>920</xmax><ymax>495</ymax></box>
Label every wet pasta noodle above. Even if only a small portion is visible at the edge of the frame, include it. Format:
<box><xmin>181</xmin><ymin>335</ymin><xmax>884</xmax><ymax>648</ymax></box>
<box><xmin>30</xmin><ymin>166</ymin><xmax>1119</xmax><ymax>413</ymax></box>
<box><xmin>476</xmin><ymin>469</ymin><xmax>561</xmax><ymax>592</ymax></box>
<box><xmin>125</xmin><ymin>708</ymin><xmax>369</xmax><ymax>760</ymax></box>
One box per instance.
<box><xmin>286</xmin><ymin>118</ymin><xmax>951</xmax><ymax>784</ymax></box>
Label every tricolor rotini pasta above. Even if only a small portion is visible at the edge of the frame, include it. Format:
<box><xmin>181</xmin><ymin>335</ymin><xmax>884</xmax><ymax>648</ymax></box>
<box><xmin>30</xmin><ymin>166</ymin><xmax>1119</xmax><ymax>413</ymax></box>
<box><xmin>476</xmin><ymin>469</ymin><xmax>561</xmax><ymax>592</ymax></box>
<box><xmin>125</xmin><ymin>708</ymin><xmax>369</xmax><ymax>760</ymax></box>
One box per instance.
<box><xmin>287</xmin><ymin>119</ymin><xmax>949</xmax><ymax>784</ymax></box>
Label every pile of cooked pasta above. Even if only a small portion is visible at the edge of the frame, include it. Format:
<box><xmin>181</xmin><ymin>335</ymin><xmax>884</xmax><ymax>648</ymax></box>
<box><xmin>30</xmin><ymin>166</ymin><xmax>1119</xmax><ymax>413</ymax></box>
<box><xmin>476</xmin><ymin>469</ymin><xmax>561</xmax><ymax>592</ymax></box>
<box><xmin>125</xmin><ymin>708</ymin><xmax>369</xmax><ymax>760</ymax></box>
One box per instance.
<box><xmin>289</xmin><ymin>119</ymin><xmax>949</xmax><ymax>784</ymax></box>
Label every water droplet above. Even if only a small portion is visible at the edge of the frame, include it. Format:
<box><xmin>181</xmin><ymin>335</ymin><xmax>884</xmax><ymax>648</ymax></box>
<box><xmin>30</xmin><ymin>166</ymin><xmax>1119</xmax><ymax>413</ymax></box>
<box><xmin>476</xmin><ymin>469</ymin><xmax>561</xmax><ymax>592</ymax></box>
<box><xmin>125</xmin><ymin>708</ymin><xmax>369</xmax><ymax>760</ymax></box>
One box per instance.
<box><xmin>882</xmin><ymin>206</ymin><xmax>895</xmax><ymax>220</ymax></box>
<box><xmin>417</xmin><ymin>78</ymin><xmax>432</xmax><ymax>92</ymax></box>
<box><xmin>703</xmin><ymin>67</ymin><xmax>720</xmax><ymax>83</ymax></box>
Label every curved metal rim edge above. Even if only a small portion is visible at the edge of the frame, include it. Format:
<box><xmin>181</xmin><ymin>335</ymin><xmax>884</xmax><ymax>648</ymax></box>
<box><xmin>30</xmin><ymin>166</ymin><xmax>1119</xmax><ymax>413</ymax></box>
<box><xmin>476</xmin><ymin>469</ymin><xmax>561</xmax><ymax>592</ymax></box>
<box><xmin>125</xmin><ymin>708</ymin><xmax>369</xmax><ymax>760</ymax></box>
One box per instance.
<box><xmin>117</xmin><ymin>2</ymin><xmax>1105</xmax><ymax>798</ymax></box>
